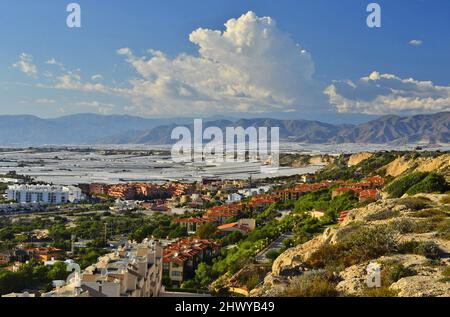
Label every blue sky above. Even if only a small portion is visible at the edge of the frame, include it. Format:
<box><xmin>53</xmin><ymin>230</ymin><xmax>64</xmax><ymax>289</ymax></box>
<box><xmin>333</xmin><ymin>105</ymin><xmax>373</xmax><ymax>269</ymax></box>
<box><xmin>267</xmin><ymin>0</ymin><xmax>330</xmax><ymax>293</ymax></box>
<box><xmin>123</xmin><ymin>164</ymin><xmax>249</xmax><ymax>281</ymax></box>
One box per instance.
<box><xmin>1</xmin><ymin>0</ymin><xmax>449</xmax><ymax>123</ymax></box>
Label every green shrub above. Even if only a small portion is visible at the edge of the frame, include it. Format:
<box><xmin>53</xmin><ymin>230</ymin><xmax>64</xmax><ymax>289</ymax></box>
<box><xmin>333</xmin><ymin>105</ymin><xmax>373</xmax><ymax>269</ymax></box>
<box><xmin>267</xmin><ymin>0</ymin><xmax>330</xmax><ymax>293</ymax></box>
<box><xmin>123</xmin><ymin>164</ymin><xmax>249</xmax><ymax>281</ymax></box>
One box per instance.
<box><xmin>398</xmin><ymin>197</ymin><xmax>431</xmax><ymax>211</ymax></box>
<box><xmin>381</xmin><ymin>261</ymin><xmax>416</xmax><ymax>285</ymax></box>
<box><xmin>365</xmin><ymin>209</ymin><xmax>399</xmax><ymax>221</ymax></box>
<box><xmin>406</xmin><ymin>173</ymin><xmax>449</xmax><ymax>195</ymax></box>
<box><xmin>440</xmin><ymin>267</ymin><xmax>450</xmax><ymax>283</ymax></box>
<box><xmin>398</xmin><ymin>240</ymin><xmax>420</xmax><ymax>254</ymax></box>
<box><xmin>283</xmin><ymin>271</ymin><xmax>339</xmax><ymax>297</ymax></box>
<box><xmin>385</xmin><ymin>172</ymin><xmax>429</xmax><ymax>198</ymax></box>
<box><xmin>436</xmin><ymin>218</ymin><xmax>450</xmax><ymax>240</ymax></box>
<box><xmin>266</xmin><ymin>250</ymin><xmax>282</xmax><ymax>261</ymax></box>
<box><xmin>410</xmin><ymin>209</ymin><xmax>447</xmax><ymax>218</ymax></box>
<box><xmin>440</xmin><ymin>195</ymin><xmax>450</xmax><ymax>204</ymax></box>
<box><xmin>390</xmin><ymin>219</ymin><xmax>416</xmax><ymax>234</ymax></box>
<box><xmin>307</xmin><ymin>225</ymin><xmax>399</xmax><ymax>268</ymax></box>
<box><xmin>415</xmin><ymin>241</ymin><xmax>441</xmax><ymax>259</ymax></box>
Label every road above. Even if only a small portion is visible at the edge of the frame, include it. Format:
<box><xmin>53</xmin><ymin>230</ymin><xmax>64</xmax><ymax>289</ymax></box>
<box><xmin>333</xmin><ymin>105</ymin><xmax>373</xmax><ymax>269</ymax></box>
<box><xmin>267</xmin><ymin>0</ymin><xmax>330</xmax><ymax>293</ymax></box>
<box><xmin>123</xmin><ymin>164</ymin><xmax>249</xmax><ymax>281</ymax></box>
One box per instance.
<box><xmin>255</xmin><ymin>232</ymin><xmax>294</xmax><ymax>263</ymax></box>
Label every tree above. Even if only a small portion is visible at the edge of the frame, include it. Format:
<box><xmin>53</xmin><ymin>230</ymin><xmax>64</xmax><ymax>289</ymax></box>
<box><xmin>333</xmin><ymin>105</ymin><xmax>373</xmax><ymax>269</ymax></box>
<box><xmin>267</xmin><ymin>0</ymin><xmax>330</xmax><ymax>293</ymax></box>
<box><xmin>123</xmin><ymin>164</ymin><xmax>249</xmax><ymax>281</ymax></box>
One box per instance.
<box><xmin>193</xmin><ymin>263</ymin><xmax>213</xmax><ymax>288</ymax></box>
<box><xmin>196</xmin><ymin>223</ymin><xmax>217</xmax><ymax>239</ymax></box>
<box><xmin>47</xmin><ymin>262</ymin><xmax>68</xmax><ymax>281</ymax></box>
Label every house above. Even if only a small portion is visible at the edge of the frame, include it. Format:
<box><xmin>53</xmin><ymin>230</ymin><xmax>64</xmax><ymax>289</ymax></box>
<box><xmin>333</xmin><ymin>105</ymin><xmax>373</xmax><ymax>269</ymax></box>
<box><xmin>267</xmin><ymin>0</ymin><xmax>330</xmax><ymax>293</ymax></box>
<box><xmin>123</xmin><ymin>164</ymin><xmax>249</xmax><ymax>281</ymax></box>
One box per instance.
<box><xmin>174</xmin><ymin>217</ymin><xmax>208</xmax><ymax>234</ymax></box>
<box><xmin>217</xmin><ymin>219</ymin><xmax>256</xmax><ymax>235</ymax></box>
<box><xmin>0</xmin><ymin>251</ymin><xmax>13</xmax><ymax>265</ymax></box>
<box><xmin>0</xmin><ymin>249</ymin><xmax>29</xmax><ymax>265</ymax></box>
<box><xmin>339</xmin><ymin>211</ymin><xmax>351</xmax><ymax>223</ymax></box>
<box><xmin>162</xmin><ymin>238</ymin><xmax>220</xmax><ymax>287</ymax></box>
<box><xmin>26</xmin><ymin>247</ymin><xmax>63</xmax><ymax>262</ymax></box>
<box><xmin>362</xmin><ymin>176</ymin><xmax>386</xmax><ymax>187</ymax></box>
<box><xmin>226</xmin><ymin>193</ymin><xmax>242</xmax><ymax>204</ymax></box>
<box><xmin>42</xmin><ymin>239</ymin><xmax>163</xmax><ymax>297</ymax></box>
<box><xmin>249</xmin><ymin>194</ymin><xmax>276</xmax><ymax>212</ymax></box>
<box><xmin>359</xmin><ymin>189</ymin><xmax>382</xmax><ymax>202</ymax></box>
<box><xmin>331</xmin><ymin>187</ymin><xmax>362</xmax><ymax>199</ymax></box>
<box><xmin>203</xmin><ymin>204</ymin><xmax>242</xmax><ymax>224</ymax></box>
<box><xmin>301</xmin><ymin>174</ymin><xmax>315</xmax><ymax>183</ymax></box>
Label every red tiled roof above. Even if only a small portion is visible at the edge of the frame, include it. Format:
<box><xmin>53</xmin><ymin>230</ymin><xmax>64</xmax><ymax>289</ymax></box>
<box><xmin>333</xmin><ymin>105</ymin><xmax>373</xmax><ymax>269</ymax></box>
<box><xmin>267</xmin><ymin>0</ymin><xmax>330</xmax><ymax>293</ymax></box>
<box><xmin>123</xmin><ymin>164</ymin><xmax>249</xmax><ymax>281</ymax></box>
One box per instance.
<box><xmin>174</xmin><ymin>217</ymin><xmax>206</xmax><ymax>223</ymax></box>
<box><xmin>217</xmin><ymin>222</ymin><xmax>239</xmax><ymax>230</ymax></box>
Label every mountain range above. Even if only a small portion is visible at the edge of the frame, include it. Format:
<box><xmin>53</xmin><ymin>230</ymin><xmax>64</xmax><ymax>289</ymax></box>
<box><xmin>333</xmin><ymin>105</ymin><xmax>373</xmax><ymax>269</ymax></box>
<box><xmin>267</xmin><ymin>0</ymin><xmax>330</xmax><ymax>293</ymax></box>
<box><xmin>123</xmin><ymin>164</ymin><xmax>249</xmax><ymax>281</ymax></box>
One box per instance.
<box><xmin>0</xmin><ymin>112</ymin><xmax>448</xmax><ymax>145</ymax></box>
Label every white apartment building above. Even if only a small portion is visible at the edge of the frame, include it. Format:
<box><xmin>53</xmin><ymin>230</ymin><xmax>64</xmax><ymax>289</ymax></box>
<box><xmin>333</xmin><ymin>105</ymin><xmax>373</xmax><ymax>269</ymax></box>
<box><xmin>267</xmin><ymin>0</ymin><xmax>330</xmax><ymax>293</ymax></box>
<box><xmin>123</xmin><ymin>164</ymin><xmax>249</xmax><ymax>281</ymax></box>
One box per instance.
<box><xmin>42</xmin><ymin>239</ymin><xmax>164</xmax><ymax>297</ymax></box>
<box><xmin>6</xmin><ymin>185</ymin><xmax>82</xmax><ymax>204</ymax></box>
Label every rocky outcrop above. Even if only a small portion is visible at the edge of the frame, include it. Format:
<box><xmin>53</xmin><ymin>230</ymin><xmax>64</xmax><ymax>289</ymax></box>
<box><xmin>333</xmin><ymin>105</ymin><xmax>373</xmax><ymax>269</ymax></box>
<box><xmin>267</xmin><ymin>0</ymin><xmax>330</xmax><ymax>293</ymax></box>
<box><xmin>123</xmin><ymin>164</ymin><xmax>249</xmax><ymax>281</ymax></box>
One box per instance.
<box><xmin>252</xmin><ymin>195</ymin><xmax>450</xmax><ymax>297</ymax></box>
<box><xmin>390</xmin><ymin>274</ymin><xmax>450</xmax><ymax>297</ymax></box>
<box><xmin>384</xmin><ymin>154</ymin><xmax>450</xmax><ymax>177</ymax></box>
<box><xmin>336</xmin><ymin>254</ymin><xmax>431</xmax><ymax>296</ymax></box>
<box><xmin>348</xmin><ymin>152</ymin><xmax>374</xmax><ymax>167</ymax></box>
<box><xmin>271</xmin><ymin>235</ymin><xmax>325</xmax><ymax>277</ymax></box>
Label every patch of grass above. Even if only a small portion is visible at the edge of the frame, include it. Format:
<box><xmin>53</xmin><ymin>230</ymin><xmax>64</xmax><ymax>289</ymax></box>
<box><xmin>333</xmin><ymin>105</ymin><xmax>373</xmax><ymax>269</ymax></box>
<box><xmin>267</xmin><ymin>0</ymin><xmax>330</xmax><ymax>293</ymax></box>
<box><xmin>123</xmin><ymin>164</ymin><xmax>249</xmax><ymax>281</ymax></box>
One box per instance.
<box><xmin>389</xmin><ymin>219</ymin><xmax>417</xmax><ymax>234</ymax></box>
<box><xmin>440</xmin><ymin>195</ymin><xmax>450</xmax><ymax>205</ymax></box>
<box><xmin>307</xmin><ymin>225</ymin><xmax>399</xmax><ymax>269</ymax></box>
<box><xmin>398</xmin><ymin>240</ymin><xmax>441</xmax><ymax>259</ymax></box>
<box><xmin>365</xmin><ymin>209</ymin><xmax>400</xmax><ymax>221</ymax></box>
<box><xmin>283</xmin><ymin>271</ymin><xmax>339</xmax><ymax>297</ymax></box>
<box><xmin>410</xmin><ymin>209</ymin><xmax>447</xmax><ymax>218</ymax></box>
<box><xmin>361</xmin><ymin>287</ymin><xmax>398</xmax><ymax>297</ymax></box>
<box><xmin>440</xmin><ymin>267</ymin><xmax>450</xmax><ymax>283</ymax></box>
<box><xmin>398</xmin><ymin>197</ymin><xmax>431</xmax><ymax>211</ymax></box>
<box><xmin>381</xmin><ymin>261</ymin><xmax>416</xmax><ymax>285</ymax></box>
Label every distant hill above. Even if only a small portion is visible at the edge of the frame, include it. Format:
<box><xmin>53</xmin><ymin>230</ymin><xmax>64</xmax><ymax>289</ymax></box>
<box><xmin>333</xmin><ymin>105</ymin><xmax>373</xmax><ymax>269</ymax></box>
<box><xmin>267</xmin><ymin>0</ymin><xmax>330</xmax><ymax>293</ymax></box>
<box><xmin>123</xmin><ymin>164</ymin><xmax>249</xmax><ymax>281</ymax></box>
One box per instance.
<box><xmin>0</xmin><ymin>114</ymin><xmax>194</xmax><ymax>145</ymax></box>
<box><xmin>334</xmin><ymin>112</ymin><xmax>450</xmax><ymax>144</ymax></box>
<box><xmin>0</xmin><ymin>111</ymin><xmax>448</xmax><ymax>145</ymax></box>
<box><xmin>100</xmin><ymin>111</ymin><xmax>450</xmax><ymax>145</ymax></box>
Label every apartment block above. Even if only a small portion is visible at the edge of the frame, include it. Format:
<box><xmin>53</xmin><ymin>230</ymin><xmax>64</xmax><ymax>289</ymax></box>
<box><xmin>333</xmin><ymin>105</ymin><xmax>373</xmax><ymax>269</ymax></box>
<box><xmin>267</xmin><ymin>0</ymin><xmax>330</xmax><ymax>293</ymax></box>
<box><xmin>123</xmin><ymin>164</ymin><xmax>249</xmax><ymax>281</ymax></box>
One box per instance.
<box><xmin>42</xmin><ymin>239</ymin><xmax>163</xmax><ymax>297</ymax></box>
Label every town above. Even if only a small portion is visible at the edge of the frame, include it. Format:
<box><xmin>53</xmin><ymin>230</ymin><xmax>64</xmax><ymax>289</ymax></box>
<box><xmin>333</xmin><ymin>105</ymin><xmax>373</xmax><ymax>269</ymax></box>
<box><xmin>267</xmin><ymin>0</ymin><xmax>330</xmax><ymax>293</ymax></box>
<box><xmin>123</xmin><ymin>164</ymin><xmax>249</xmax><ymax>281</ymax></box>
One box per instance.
<box><xmin>1</xmin><ymin>150</ymin><xmax>448</xmax><ymax>297</ymax></box>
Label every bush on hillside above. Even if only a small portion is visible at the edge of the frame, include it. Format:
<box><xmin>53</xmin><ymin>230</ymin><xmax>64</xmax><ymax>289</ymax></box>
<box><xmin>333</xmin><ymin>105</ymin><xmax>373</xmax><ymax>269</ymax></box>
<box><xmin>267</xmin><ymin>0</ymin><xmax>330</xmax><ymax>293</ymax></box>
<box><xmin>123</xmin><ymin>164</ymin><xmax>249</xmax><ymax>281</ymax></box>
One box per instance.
<box><xmin>406</xmin><ymin>173</ymin><xmax>449</xmax><ymax>195</ymax></box>
<box><xmin>283</xmin><ymin>271</ymin><xmax>339</xmax><ymax>297</ymax></box>
<box><xmin>307</xmin><ymin>225</ymin><xmax>399</xmax><ymax>268</ymax></box>
<box><xmin>384</xmin><ymin>172</ymin><xmax>429</xmax><ymax>198</ymax></box>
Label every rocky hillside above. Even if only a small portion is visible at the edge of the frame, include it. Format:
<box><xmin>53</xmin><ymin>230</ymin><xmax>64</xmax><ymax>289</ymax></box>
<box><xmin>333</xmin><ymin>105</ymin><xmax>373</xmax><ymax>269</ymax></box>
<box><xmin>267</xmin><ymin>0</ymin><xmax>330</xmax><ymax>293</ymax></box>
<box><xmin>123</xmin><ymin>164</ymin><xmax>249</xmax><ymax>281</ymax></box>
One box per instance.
<box><xmin>383</xmin><ymin>153</ymin><xmax>450</xmax><ymax>178</ymax></box>
<box><xmin>0</xmin><ymin>111</ymin><xmax>448</xmax><ymax>145</ymax></box>
<box><xmin>251</xmin><ymin>194</ymin><xmax>450</xmax><ymax>297</ymax></box>
<box><xmin>100</xmin><ymin>111</ymin><xmax>450</xmax><ymax>145</ymax></box>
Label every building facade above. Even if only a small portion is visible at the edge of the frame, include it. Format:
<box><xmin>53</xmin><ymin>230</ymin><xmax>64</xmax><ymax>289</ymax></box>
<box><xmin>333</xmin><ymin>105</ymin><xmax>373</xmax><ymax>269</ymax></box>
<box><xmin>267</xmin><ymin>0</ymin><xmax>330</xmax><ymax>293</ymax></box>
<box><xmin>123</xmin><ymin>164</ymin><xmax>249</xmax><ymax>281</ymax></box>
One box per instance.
<box><xmin>42</xmin><ymin>239</ymin><xmax>163</xmax><ymax>297</ymax></box>
<box><xmin>6</xmin><ymin>185</ymin><xmax>82</xmax><ymax>204</ymax></box>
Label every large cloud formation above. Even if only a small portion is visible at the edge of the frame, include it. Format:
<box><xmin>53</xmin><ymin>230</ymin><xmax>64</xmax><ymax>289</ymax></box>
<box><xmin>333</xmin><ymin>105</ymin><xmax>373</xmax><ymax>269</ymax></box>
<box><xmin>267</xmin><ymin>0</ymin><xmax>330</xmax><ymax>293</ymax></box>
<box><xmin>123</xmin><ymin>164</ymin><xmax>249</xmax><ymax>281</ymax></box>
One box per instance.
<box><xmin>116</xmin><ymin>11</ymin><xmax>316</xmax><ymax>115</ymax></box>
<box><xmin>12</xmin><ymin>11</ymin><xmax>450</xmax><ymax>117</ymax></box>
<box><xmin>325</xmin><ymin>71</ymin><xmax>450</xmax><ymax>115</ymax></box>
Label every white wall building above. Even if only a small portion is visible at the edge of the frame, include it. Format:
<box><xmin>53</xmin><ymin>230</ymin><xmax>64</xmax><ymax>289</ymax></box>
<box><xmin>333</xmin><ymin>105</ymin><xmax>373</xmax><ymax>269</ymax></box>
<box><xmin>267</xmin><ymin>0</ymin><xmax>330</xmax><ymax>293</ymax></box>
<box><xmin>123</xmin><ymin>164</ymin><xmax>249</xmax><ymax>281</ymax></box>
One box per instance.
<box><xmin>42</xmin><ymin>239</ymin><xmax>164</xmax><ymax>297</ymax></box>
<box><xmin>226</xmin><ymin>193</ymin><xmax>242</xmax><ymax>204</ymax></box>
<box><xmin>6</xmin><ymin>185</ymin><xmax>82</xmax><ymax>205</ymax></box>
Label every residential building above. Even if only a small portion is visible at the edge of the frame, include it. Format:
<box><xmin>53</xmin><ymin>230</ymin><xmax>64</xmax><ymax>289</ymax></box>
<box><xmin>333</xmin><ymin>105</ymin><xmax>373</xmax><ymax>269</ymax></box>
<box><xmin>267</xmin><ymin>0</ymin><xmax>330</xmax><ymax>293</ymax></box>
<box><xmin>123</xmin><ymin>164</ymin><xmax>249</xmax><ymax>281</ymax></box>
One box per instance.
<box><xmin>42</xmin><ymin>239</ymin><xmax>163</xmax><ymax>297</ymax></box>
<box><xmin>174</xmin><ymin>217</ymin><xmax>208</xmax><ymax>234</ymax></box>
<box><xmin>226</xmin><ymin>193</ymin><xmax>242</xmax><ymax>204</ymax></box>
<box><xmin>217</xmin><ymin>219</ymin><xmax>256</xmax><ymax>235</ymax></box>
<box><xmin>25</xmin><ymin>247</ymin><xmax>63</xmax><ymax>262</ymax></box>
<box><xmin>163</xmin><ymin>238</ymin><xmax>220</xmax><ymax>286</ymax></box>
<box><xmin>6</xmin><ymin>185</ymin><xmax>82</xmax><ymax>204</ymax></box>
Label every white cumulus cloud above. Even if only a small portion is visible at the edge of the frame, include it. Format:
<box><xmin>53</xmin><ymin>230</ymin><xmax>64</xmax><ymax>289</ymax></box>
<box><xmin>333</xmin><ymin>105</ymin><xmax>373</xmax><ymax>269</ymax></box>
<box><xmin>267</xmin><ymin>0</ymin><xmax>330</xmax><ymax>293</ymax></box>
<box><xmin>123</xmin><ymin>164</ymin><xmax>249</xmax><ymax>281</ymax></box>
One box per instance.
<box><xmin>115</xmin><ymin>11</ymin><xmax>316</xmax><ymax>115</ymax></box>
<box><xmin>324</xmin><ymin>71</ymin><xmax>450</xmax><ymax>115</ymax></box>
<box><xmin>12</xmin><ymin>53</ymin><xmax>38</xmax><ymax>77</ymax></box>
